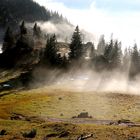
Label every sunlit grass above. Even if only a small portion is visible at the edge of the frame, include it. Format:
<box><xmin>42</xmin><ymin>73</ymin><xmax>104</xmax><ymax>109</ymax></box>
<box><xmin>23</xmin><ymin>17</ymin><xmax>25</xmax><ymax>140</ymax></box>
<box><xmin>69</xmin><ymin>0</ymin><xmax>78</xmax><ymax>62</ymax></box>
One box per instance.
<box><xmin>0</xmin><ymin>86</ymin><xmax>140</xmax><ymax>121</ymax></box>
<box><xmin>0</xmin><ymin>86</ymin><xmax>140</xmax><ymax>139</ymax></box>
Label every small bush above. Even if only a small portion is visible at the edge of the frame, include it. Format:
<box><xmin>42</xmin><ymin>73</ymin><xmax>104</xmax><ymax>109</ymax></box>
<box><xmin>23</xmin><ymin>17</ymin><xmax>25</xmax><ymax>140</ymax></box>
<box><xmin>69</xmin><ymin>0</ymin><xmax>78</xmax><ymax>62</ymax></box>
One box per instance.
<box><xmin>22</xmin><ymin>128</ymin><xmax>37</xmax><ymax>138</ymax></box>
<box><xmin>0</xmin><ymin>129</ymin><xmax>7</xmax><ymax>135</ymax></box>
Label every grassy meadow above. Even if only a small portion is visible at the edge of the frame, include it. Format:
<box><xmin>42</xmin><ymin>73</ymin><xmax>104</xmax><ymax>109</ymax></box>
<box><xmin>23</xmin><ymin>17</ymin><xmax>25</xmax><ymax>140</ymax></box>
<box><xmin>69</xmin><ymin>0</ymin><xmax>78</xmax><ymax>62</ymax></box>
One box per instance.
<box><xmin>0</xmin><ymin>85</ymin><xmax>140</xmax><ymax>139</ymax></box>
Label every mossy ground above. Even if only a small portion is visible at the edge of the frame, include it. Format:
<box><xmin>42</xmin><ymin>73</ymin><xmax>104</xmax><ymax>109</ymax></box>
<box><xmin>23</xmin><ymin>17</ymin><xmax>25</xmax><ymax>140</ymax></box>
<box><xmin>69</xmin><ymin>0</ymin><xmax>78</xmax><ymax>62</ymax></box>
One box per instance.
<box><xmin>1</xmin><ymin>86</ymin><xmax>140</xmax><ymax>121</ymax></box>
<box><xmin>0</xmin><ymin>80</ymin><xmax>140</xmax><ymax>139</ymax></box>
<box><xmin>0</xmin><ymin>119</ymin><xmax>140</xmax><ymax>140</ymax></box>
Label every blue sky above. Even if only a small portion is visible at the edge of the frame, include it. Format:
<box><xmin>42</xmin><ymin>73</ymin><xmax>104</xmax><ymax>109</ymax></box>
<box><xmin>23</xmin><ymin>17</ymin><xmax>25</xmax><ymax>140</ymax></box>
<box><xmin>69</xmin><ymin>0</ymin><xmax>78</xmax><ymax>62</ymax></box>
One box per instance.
<box><xmin>44</xmin><ymin>0</ymin><xmax>140</xmax><ymax>11</ymax></box>
<box><xmin>95</xmin><ymin>0</ymin><xmax>140</xmax><ymax>12</ymax></box>
<box><xmin>51</xmin><ymin>0</ymin><xmax>92</xmax><ymax>9</ymax></box>
<box><xmin>34</xmin><ymin>0</ymin><xmax>140</xmax><ymax>48</ymax></box>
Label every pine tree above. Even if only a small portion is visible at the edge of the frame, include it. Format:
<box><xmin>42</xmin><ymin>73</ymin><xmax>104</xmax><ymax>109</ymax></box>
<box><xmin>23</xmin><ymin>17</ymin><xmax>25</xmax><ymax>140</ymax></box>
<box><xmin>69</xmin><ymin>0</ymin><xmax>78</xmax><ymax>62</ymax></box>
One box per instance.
<box><xmin>104</xmin><ymin>39</ymin><xmax>113</xmax><ymax>63</ymax></box>
<box><xmin>20</xmin><ymin>21</ymin><xmax>27</xmax><ymax>35</ymax></box>
<box><xmin>111</xmin><ymin>40</ymin><xmax>122</xmax><ymax>68</ymax></box>
<box><xmin>44</xmin><ymin>34</ymin><xmax>58</xmax><ymax>65</ymax></box>
<box><xmin>103</xmin><ymin>39</ymin><xmax>122</xmax><ymax>69</ymax></box>
<box><xmin>33</xmin><ymin>22</ymin><xmax>41</xmax><ymax>38</ymax></box>
<box><xmin>97</xmin><ymin>35</ymin><xmax>106</xmax><ymax>55</ymax></box>
<box><xmin>129</xmin><ymin>43</ymin><xmax>140</xmax><ymax>78</ymax></box>
<box><xmin>2</xmin><ymin>26</ymin><xmax>15</xmax><ymax>52</ymax></box>
<box><xmin>70</xmin><ymin>26</ymin><xmax>83</xmax><ymax>60</ymax></box>
<box><xmin>131</xmin><ymin>43</ymin><xmax>139</xmax><ymax>66</ymax></box>
<box><xmin>16</xmin><ymin>22</ymin><xmax>34</xmax><ymax>53</ymax></box>
<box><xmin>123</xmin><ymin>48</ymin><xmax>131</xmax><ymax>71</ymax></box>
<box><xmin>91</xmin><ymin>43</ymin><xmax>96</xmax><ymax>58</ymax></box>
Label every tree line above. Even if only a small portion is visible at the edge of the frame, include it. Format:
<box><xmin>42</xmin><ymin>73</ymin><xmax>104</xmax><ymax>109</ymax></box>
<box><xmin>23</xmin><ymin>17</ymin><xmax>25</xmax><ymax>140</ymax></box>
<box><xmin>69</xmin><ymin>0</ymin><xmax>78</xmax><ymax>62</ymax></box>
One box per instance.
<box><xmin>1</xmin><ymin>21</ymin><xmax>140</xmax><ymax>79</ymax></box>
<box><xmin>0</xmin><ymin>0</ymin><xmax>69</xmax><ymax>28</ymax></box>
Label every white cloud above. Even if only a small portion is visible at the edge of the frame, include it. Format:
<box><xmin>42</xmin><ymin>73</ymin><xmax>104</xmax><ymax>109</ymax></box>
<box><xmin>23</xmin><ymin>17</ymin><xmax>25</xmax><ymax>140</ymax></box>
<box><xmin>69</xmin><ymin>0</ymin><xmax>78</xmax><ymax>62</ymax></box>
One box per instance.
<box><xmin>34</xmin><ymin>0</ymin><xmax>140</xmax><ymax>48</ymax></box>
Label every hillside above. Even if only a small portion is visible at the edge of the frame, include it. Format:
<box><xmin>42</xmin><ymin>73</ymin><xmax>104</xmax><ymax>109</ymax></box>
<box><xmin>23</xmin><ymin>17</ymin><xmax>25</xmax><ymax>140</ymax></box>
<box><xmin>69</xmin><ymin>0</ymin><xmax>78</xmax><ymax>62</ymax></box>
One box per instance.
<box><xmin>0</xmin><ymin>0</ymin><xmax>69</xmax><ymax>27</ymax></box>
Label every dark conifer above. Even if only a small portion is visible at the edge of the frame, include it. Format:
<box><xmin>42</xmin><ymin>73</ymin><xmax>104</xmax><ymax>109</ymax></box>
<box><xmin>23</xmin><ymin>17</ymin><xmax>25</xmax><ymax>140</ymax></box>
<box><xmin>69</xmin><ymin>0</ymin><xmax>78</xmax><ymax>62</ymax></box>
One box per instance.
<box><xmin>2</xmin><ymin>26</ymin><xmax>15</xmax><ymax>52</ymax></box>
<box><xmin>44</xmin><ymin>34</ymin><xmax>58</xmax><ymax>65</ymax></box>
<box><xmin>70</xmin><ymin>26</ymin><xmax>83</xmax><ymax>60</ymax></box>
<box><xmin>20</xmin><ymin>21</ymin><xmax>27</xmax><ymax>35</ymax></box>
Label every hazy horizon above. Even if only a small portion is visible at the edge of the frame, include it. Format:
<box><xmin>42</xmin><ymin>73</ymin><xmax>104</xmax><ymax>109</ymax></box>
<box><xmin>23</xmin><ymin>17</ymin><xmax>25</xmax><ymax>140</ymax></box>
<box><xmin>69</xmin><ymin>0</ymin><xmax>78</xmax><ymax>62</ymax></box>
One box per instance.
<box><xmin>34</xmin><ymin>0</ymin><xmax>140</xmax><ymax>49</ymax></box>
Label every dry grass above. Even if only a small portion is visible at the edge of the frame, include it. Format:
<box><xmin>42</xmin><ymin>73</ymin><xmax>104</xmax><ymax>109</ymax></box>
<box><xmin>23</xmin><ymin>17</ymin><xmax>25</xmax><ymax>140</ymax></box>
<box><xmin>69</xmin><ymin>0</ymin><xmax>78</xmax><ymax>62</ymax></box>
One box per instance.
<box><xmin>0</xmin><ymin>120</ymin><xmax>140</xmax><ymax>140</ymax></box>
<box><xmin>0</xmin><ymin>86</ymin><xmax>140</xmax><ymax>139</ymax></box>
<box><xmin>0</xmin><ymin>86</ymin><xmax>140</xmax><ymax>121</ymax></box>
<box><xmin>1</xmin><ymin>86</ymin><xmax>139</xmax><ymax>121</ymax></box>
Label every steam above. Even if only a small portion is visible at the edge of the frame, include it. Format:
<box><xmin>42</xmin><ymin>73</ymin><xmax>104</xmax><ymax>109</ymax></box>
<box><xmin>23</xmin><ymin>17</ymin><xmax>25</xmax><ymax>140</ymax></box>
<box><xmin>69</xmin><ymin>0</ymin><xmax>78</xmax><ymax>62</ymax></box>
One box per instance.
<box><xmin>0</xmin><ymin>44</ymin><xmax>2</xmax><ymax>53</ymax></box>
<box><xmin>54</xmin><ymin>70</ymin><xmax>140</xmax><ymax>94</ymax></box>
<box><xmin>32</xmin><ymin>21</ymin><xmax>95</xmax><ymax>43</ymax></box>
<box><xmin>25</xmin><ymin>21</ymin><xmax>140</xmax><ymax>95</ymax></box>
<box><xmin>38</xmin><ymin>21</ymin><xmax>73</xmax><ymax>42</ymax></box>
<box><xmin>31</xmin><ymin>66</ymin><xmax>140</xmax><ymax>95</ymax></box>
